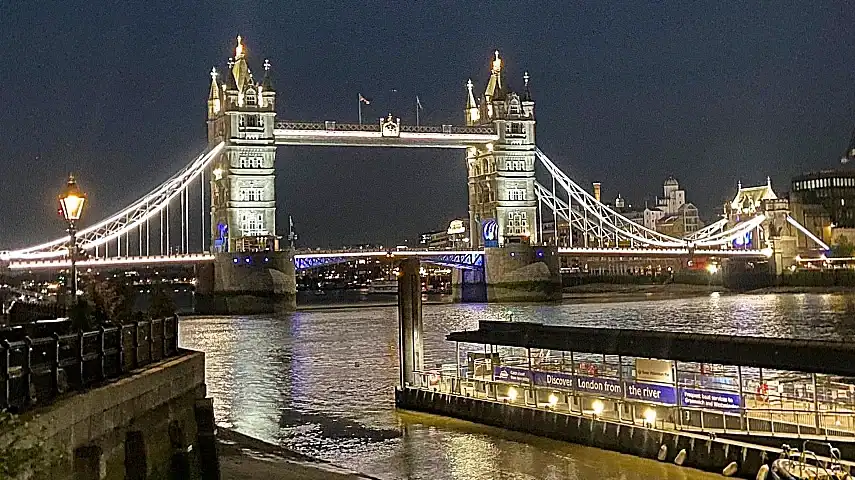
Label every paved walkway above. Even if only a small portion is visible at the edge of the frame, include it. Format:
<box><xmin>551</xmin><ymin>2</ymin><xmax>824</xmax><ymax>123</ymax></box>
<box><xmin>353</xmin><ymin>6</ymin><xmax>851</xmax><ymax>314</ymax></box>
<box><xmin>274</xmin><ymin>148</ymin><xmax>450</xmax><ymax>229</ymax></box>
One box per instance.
<box><xmin>218</xmin><ymin>428</ymin><xmax>380</xmax><ymax>480</ymax></box>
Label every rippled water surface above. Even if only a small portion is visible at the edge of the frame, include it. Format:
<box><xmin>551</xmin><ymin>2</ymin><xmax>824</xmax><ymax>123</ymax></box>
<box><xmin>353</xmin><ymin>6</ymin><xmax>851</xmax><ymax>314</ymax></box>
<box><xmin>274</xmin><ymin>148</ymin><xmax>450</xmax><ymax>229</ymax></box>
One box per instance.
<box><xmin>179</xmin><ymin>293</ymin><xmax>855</xmax><ymax>479</ymax></box>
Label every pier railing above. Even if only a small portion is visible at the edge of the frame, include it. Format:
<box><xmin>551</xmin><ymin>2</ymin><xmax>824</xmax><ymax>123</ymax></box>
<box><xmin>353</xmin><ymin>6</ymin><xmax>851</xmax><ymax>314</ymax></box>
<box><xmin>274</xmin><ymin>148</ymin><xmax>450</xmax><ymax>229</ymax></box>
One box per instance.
<box><xmin>412</xmin><ymin>370</ymin><xmax>855</xmax><ymax>440</ymax></box>
<box><xmin>0</xmin><ymin>316</ymin><xmax>179</xmax><ymax>411</ymax></box>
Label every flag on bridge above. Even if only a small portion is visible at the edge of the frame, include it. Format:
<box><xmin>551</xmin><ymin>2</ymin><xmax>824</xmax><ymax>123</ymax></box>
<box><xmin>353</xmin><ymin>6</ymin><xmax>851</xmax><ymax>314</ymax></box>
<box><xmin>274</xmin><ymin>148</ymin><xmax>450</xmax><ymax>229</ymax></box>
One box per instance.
<box><xmin>359</xmin><ymin>93</ymin><xmax>370</xmax><ymax>105</ymax></box>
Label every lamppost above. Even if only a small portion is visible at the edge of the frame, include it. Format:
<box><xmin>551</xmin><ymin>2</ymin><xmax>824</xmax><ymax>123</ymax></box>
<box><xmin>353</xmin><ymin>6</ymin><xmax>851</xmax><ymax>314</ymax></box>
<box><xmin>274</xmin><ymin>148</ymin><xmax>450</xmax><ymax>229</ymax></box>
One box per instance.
<box><xmin>58</xmin><ymin>174</ymin><xmax>86</xmax><ymax>304</ymax></box>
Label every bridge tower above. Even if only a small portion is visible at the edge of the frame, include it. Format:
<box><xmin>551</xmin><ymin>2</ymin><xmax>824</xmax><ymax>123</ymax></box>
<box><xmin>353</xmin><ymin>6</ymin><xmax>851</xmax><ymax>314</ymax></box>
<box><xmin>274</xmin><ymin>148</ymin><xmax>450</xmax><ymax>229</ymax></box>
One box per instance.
<box><xmin>465</xmin><ymin>51</ymin><xmax>538</xmax><ymax>247</ymax></box>
<box><xmin>456</xmin><ymin>52</ymin><xmax>561</xmax><ymax>302</ymax></box>
<box><xmin>198</xmin><ymin>36</ymin><xmax>296</xmax><ymax>314</ymax></box>
<box><xmin>207</xmin><ymin>36</ymin><xmax>278</xmax><ymax>252</ymax></box>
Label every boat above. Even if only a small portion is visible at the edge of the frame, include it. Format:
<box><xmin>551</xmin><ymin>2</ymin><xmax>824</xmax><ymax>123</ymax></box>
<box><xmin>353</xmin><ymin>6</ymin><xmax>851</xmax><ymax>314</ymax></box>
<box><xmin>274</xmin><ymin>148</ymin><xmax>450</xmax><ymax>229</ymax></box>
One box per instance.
<box><xmin>367</xmin><ymin>280</ymin><xmax>398</xmax><ymax>294</ymax></box>
<box><xmin>770</xmin><ymin>442</ymin><xmax>851</xmax><ymax>479</ymax></box>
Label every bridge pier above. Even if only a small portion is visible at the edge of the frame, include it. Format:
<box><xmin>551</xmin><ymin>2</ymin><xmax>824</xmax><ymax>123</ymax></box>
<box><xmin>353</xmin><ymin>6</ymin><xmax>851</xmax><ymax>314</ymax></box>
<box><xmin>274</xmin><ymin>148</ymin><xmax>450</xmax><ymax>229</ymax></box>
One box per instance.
<box><xmin>451</xmin><ymin>268</ymin><xmax>487</xmax><ymax>303</ymax></box>
<box><xmin>483</xmin><ymin>244</ymin><xmax>562</xmax><ymax>303</ymax></box>
<box><xmin>398</xmin><ymin>258</ymin><xmax>424</xmax><ymax>386</ymax></box>
<box><xmin>195</xmin><ymin>250</ymin><xmax>296</xmax><ymax>315</ymax></box>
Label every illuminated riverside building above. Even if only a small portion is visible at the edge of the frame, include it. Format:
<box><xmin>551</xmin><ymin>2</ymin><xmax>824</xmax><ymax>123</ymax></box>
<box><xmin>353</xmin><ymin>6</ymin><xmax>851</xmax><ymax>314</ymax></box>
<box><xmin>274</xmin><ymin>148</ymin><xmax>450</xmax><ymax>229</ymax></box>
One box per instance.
<box><xmin>791</xmin><ymin>169</ymin><xmax>855</xmax><ymax>246</ymax></box>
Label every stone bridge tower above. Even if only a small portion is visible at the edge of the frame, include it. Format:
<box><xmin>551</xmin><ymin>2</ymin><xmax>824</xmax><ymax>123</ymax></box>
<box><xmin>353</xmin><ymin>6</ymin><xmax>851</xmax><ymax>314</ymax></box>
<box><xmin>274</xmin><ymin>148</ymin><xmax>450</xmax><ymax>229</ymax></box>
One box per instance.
<box><xmin>465</xmin><ymin>51</ymin><xmax>538</xmax><ymax>248</ymax></box>
<box><xmin>198</xmin><ymin>37</ymin><xmax>295</xmax><ymax>315</ymax></box>
<box><xmin>207</xmin><ymin>36</ymin><xmax>278</xmax><ymax>253</ymax></box>
<box><xmin>455</xmin><ymin>52</ymin><xmax>560</xmax><ymax>303</ymax></box>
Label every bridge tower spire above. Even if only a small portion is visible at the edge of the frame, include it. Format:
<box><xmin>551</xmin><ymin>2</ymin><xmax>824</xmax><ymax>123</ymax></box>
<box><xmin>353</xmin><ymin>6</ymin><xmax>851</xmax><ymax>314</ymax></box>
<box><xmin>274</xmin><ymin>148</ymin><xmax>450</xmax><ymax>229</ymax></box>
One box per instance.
<box><xmin>207</xmin><ymin>35</ymin><xmax>278</xmax><ymax>253</ymax></box>
<box><xmin>466</xmin><ymin>51</ymin><xmax>538</xmax><ymax>247</ymax></box>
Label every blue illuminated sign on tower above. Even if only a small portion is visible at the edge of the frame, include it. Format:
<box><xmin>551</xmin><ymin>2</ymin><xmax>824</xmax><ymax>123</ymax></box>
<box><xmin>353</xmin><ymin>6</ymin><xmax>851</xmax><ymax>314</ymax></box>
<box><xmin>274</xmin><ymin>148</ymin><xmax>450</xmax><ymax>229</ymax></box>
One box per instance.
<box><xmin>482</xmin><ymin>219</ymin><xmax>499</xmax><ymax>247</ymax></box>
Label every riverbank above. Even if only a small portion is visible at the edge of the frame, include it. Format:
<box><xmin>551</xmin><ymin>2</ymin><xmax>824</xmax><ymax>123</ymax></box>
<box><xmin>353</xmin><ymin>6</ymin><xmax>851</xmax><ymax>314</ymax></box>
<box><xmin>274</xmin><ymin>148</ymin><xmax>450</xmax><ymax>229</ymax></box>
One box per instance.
<box><xmin>562</xmin><ymin>283</ymin><xmax>722</xmax><ymax>303</ymax></box>
<box><xmin>218</xmin><ymin>428</ymin><xmax>380</xmax><ymax>480</ymax></box>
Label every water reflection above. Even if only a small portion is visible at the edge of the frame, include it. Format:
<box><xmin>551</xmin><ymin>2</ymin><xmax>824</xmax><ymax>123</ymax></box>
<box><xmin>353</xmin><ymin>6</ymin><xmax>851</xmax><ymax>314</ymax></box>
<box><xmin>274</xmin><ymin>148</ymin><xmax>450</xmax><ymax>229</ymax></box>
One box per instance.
<box><xmin>179</xmin><ymin>293</ymin><xmax>855</xmax><ymax>479</ymax></box>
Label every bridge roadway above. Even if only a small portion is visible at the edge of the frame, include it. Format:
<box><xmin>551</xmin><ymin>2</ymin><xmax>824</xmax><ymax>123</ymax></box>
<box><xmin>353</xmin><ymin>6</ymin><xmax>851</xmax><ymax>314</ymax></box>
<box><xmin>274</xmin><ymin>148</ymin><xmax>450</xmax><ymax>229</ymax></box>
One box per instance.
<box><xmin>273</xmin><ymin>121</ymin><xmax>498</xmax><ymax>148</ymax></box>
<box><xmin>3</xmin><ymin>247</ymin><xmax>771</xmax><ymax>271</ymax></box>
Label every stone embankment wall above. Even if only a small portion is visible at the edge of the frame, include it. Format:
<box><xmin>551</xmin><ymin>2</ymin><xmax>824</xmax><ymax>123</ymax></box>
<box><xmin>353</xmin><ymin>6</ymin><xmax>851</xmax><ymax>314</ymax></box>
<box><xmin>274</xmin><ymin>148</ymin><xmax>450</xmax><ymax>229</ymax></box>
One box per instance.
<box><xmin>7</xmin><ymin>351</ymin><xmax>208</xmax><ymax>479</ymax></box>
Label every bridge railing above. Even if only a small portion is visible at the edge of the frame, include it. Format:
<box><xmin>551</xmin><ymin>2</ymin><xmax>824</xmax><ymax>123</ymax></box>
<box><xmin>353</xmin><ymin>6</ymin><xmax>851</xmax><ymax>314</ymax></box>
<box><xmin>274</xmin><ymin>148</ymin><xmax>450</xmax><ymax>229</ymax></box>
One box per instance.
<box><xmin>0</xmin><ymin>316</ymin><xmax>179</xmax><ymax>411</ymax></box>
<box><xmin>275</xmin><ymin>121</ymin><xmax>495</xmax><ymax>135</ymax></box>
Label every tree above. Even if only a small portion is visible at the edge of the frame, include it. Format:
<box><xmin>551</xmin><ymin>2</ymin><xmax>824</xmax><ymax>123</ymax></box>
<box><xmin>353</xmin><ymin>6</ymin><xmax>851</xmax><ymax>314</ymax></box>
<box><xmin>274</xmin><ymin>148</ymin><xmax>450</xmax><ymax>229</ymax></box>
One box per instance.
<box><xmin>0</xmin><ymin>410</ymin><xmax>61</xmax><ymax>478</ymax></box>
<box><xmin>86</xmin><ymin>278</ymin><xmax>134</xmax><ymax>325</ymax></box>
<box><xmin>831</xmin><ymin>235</ymin><xmax>855</xmax><ymax>258</ymax></box>
<box><xmin>149</xmin><ymin>283</ymin><xmax>176</xmax><ymax>320</ymax></box>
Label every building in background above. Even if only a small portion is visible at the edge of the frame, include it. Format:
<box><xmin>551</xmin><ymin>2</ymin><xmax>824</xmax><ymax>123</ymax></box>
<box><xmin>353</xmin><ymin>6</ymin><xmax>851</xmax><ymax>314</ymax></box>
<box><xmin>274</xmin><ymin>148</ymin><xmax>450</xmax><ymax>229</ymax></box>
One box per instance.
<box><xmin>643</xmin><ymin>177</ymin><xmax>702</xmax><ymax>236</ymax></box>
<box><xmin>791</xmin><ymin>169</ymin><xmax>855</xmax><ymax>247</ymax></box>
<box><xmin>418</xmin><ymin>219</ymin><xmax>470</xmax><ymax>249</ymax></box>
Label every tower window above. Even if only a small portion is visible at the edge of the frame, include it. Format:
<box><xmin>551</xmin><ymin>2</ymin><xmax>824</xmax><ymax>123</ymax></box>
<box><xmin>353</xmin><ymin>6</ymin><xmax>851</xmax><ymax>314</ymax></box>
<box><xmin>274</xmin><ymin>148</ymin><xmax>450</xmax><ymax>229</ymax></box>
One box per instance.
<box><xmin>506</xmin><ymin>159</ymin><xmax>526</xmax><ymax>171</ymax></box>
<box><xmin>506</xmin><ymin>211</ymin><xmax>528</xmax><ymax>235</ymax></box>
<box><xmin>240</xmin><ymin>213</ymin><xmax>265</xmax><ymax>236</ymax></box>
<box><xmin>505</xmin><ymin>123</ymin><xmax>524</xmax><ymax>135</ymax></box>
<box><xmin>245</xmin><ymin>89</ymin><xmax>257</xmax><ymax>106</ymax></box>
<box><xmin>240</xmin><ymin>188</ymin><xmax>264</xmax><ymax>202</ymax></box>
<box><xmin>239</xmin><ymin>156</ymin><xmax>264</xmax><ymax>168</ymax></box>
<box><xmin>508</xmin><ymin>189</ymin><xmax>526</xmax><ymax>201</ymax></box>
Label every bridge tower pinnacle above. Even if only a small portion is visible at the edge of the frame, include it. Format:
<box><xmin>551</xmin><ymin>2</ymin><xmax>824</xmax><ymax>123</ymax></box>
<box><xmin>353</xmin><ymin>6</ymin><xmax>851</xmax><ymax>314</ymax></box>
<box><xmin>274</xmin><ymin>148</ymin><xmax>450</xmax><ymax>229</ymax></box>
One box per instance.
<box><xmin>206</xmin><ymin>36</ymin><xmax>278</xmax><ymax>253</ymax></box>
<box><xmin>465</xmin><ymin>51</ymin><xmax>538</xmax><ymax>247</ymax></box>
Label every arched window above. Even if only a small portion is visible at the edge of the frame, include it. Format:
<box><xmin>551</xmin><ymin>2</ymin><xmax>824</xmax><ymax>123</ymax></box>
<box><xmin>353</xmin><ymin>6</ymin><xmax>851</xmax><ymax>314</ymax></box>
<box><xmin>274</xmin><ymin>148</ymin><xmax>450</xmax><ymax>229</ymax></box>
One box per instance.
<box><xmin>245</xmin><ymin>89</ymin><xmax>257</xmax><ymax>106</ymax></box>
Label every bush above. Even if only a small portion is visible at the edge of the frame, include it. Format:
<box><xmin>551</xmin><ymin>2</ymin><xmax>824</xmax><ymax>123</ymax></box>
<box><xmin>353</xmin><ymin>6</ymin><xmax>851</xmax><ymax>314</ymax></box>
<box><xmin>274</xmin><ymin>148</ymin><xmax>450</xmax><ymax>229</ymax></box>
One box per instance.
<box><xmin>0</xmin><ymin>410</ymin><xmax>61</xmax><ymax>478</ymax></box>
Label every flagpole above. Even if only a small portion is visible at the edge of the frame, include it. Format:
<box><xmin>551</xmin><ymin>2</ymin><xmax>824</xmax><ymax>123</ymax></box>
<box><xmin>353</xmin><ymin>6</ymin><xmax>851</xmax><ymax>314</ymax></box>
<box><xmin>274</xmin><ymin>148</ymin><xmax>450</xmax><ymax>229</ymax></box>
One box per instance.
<box><xmin>358</xmin><ymin>93</ymin><xmax>362</xmax><ymax>125</ymax></box>
<box><xmin>416</xmin><ymin>96</ymin><xmax>419</xmax><ymax>126</ymax></box>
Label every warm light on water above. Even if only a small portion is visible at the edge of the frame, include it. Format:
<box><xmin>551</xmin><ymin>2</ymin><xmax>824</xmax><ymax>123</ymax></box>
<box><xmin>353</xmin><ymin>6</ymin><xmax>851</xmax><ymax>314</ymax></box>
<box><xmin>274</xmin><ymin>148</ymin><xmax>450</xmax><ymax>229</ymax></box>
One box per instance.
<box><xmin>179</xmin><ymin>293</ymin><xmax>855</xmax><ymax>479</ymax></box>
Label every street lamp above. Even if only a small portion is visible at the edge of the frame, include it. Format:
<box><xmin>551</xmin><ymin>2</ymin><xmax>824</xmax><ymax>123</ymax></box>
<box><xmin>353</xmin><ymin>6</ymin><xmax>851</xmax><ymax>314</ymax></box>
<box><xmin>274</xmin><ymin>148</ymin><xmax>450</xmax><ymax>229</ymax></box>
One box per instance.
<box><xmin>58</xmin><ymin>174</ymin><xmax>86</xmax><ymax>303</ymax></box>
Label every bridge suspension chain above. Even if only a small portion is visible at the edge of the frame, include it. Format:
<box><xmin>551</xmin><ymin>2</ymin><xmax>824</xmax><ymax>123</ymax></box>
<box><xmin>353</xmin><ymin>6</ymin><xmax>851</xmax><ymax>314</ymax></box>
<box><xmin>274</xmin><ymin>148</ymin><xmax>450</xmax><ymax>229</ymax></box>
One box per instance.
<box><xmin>3</xmin><ymin>142</ymin><xmax>224</xmax><ymax>260</ymax></box>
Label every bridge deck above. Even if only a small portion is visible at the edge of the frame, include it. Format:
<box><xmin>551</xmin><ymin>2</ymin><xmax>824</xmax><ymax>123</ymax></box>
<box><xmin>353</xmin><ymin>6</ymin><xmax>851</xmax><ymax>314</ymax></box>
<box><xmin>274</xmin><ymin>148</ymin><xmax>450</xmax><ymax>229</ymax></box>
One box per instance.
<box><xmin>274</xmin><ymin>122</ymin><xmax>497</xmax><ymax>148</ymax></box>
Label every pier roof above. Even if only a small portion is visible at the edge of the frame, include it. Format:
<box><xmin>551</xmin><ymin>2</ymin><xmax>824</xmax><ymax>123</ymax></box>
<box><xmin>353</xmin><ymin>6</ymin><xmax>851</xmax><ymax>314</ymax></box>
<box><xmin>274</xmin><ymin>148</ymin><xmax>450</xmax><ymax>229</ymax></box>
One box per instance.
<box><xmin>447</xmin><ymin>321</ymin><xmax>855</xmax><ymax>377</ymax></box>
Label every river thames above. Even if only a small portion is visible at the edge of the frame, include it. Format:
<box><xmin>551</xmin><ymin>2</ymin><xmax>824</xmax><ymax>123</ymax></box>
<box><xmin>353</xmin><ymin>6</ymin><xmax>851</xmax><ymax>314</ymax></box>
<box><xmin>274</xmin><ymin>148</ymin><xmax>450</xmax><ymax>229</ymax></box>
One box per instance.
<box><xmin>178</xmin><ymin>293</ymin><xmax>855</xmax><ymax>479</ymax></box>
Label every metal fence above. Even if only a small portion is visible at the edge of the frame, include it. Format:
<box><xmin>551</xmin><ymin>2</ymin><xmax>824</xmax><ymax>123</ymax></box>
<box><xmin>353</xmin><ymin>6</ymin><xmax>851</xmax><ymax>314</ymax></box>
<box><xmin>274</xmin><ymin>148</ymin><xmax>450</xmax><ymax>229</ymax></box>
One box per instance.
<box><xmin>0</xmin><ymin>316</ymin><xmax>180</xmax><ymax>411</ymax></box>
<box><xmin>412</xmin><ymin>371</ymin><xmax>855</xmax><ymax>440</ymax></box>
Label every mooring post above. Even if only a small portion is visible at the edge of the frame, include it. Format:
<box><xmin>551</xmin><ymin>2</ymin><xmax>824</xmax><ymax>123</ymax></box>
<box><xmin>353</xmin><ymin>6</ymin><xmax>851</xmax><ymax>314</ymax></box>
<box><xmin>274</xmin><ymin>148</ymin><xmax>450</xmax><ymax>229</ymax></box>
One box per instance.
<box><xmin>398</xmin><ymin>258</ymin><xmax>423</xmax><ymax>387</ymax></box>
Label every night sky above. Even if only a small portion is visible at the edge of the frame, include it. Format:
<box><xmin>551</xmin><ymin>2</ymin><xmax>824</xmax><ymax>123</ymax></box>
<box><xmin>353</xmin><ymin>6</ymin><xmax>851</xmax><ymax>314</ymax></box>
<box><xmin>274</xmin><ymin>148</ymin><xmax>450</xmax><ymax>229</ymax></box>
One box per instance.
<box><xmin>2</xmin><ymin>2</ymin><xmax>855</xmax><ymax>249</ymax></box>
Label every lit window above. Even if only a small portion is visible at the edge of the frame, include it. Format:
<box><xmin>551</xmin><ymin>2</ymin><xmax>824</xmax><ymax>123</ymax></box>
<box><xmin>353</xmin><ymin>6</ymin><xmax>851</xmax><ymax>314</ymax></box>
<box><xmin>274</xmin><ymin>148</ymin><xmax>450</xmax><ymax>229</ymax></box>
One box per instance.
<box><xmin>246</xmin><ymin>89</ymin><xmax>257</xmax><ymax>106</ymax></box>
<box><xmin>505</xmin><ymin>123</ymin><xmax>524</xmax><ymax>135</ymax></box>
<box><xmin>240</xmin><ymin>212</ymin><xmax>265</xmax><ymax>235</ymax></box>
<box><xmin>509</xmin><ymin>189</ymin><xmax>526</xmax><ymax>201</ymax></box>
<box><xmin>506</xmin><ymin>211</ymin><xmax>528</xmax><ymax>235</ymax></box>
<box><xmin>240</xmin><ymin>188</ymin><xmax>264</xmax><ymax>202</ymax></box>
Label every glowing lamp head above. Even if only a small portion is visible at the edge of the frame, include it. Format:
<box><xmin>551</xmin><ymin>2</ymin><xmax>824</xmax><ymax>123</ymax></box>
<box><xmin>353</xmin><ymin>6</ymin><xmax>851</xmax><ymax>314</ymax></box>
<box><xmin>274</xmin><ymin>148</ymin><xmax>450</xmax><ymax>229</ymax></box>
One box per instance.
<box><xmin>591</xmin><ymin>399</ymin><xmax>604</xmax><ymax>416</ymax></box>
<box><xmin>548</xmin><ymin>394</ymin><xmax>558</xmax><ymax>406</ymax></box>
<box><xmin>58</xmin><ymin>174</ymin><xmax>86</xmax><ymax>222</ymax></box>
<box><xmin>644</xmin><ymin>408</ymin><xmax>657</xmax><ymax>426</ymax></box>
<box><xmin>706</xmin><ymin>264</ymin><xmax>719</xmax><ymax>275</ymax></box>
<box><xmin>507</xmin><ymin>387</ymin><xmax>518</xmax><ymax>401</ymax></box>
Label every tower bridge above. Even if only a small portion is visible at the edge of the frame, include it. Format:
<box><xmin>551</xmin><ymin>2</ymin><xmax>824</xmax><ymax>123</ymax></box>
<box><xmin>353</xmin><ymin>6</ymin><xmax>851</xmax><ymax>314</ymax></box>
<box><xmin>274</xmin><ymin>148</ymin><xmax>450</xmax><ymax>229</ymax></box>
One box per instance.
<box><xmin>0</xmin><ymin>37</ymin><xmax>828</xmax><ymax>313</ymax></box>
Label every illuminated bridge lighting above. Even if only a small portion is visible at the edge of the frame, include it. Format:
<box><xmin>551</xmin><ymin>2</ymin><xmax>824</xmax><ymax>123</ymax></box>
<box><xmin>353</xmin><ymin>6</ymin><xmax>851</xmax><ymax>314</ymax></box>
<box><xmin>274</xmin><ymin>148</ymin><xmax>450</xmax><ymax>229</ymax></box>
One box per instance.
<box><xmin>556</xmin><ymin>247</ymin><xmax>771</xmax><ymax>257</ymax></box>
<box><xmin>8</xmin><ymin>253</ymin><xmax>216</xmax><ymax>270</ymax></box>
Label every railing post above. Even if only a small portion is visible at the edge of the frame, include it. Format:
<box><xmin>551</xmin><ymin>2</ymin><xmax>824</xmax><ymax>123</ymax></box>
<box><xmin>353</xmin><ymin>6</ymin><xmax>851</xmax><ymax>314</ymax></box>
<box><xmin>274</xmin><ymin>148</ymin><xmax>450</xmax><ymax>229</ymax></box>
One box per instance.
<box><xmin>51</xmin><ymin>333</ymin><xmax>61</xmax><ymax>396</ymax></box>
<box><xmin>0</xmin><ymin>340</ymin><xmax>10</xmax><ymax>409</ymax></box>
<box><xmin>97</xmin><ymin>326</ymin><xmax>106</xmax><ymax>380</ymax></box>
<box><xmin>117</xmin><ymin>325</ymin><xmax>125</xmax><ymax>375</ymax></box>
<box><xmin>148</xmin><ymin>320</ymin><xmax>154</xmax><ymax>363</ymax></box>
<box><xmin>161</xmin><ymin>318</ymin><xmax>167</xmax><ymax>359</ymax></box>
<box><xmin>23</xmin><ymin>337</ymin><xmax>32</xmax><ymax>407</ymax></box>
<box><xmin>133</xmin><ymin>321</ymin><xmax>141</xmax><ymax>368</ymax></box>
<box><xmin>77</xmin><ymin>330</ymin><xmax>85</xmax><ymax>387</ymax></box>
